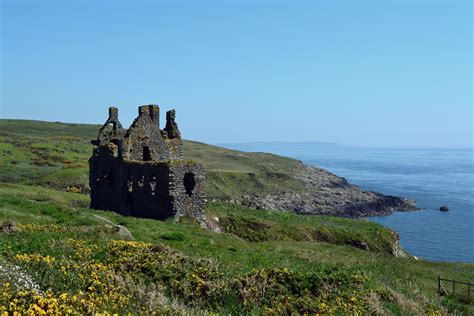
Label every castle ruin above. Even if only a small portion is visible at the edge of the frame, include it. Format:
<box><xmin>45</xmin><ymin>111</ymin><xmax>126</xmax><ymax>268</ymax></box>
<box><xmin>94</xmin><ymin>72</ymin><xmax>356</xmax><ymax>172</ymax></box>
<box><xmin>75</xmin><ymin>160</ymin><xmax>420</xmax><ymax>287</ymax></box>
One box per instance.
<box><xmin>89</xmin><ymin>105</ymin><xmax>205</xmax><ymax>221</ymax></box>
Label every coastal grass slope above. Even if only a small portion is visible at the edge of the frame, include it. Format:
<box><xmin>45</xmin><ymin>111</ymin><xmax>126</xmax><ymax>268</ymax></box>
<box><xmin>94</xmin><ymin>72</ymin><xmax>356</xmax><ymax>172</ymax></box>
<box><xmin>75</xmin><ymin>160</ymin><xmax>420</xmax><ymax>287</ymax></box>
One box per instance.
<box><xmin>0</xmin><ymin>119</ymin><xmax>472</xmax><ymax>313</ymax></box>
<box><xmin>0</xmin><ymin>183</ymin><xmax>472</xmax><ymax>314</ymax></box>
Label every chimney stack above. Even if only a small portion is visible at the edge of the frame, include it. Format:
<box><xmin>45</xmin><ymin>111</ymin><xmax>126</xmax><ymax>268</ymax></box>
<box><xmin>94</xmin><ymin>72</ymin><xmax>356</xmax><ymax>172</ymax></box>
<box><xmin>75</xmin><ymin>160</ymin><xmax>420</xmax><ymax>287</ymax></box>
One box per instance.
<box><xmin>109</xmin><ymin>107</ymin><xmax>118</xmax><ymax>120</ymax></box>
<box><xmin>148</xmin><ymin>105</ymin><xmax>160</xmax><ymax>128</ymax></box>
<box><xmin>138</xmin><ymin>105</ymin><xmax>150</xmax><ymax>116</ymax></box>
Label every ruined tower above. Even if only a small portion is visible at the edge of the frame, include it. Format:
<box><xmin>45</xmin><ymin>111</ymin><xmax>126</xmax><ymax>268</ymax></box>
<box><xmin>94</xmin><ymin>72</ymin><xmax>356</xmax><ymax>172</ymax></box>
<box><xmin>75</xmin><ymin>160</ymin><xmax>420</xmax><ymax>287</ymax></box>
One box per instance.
<box><xmin>89</xmin><ymin>105</ymin><xmax>205</xmax><ymax>221</ymax></box>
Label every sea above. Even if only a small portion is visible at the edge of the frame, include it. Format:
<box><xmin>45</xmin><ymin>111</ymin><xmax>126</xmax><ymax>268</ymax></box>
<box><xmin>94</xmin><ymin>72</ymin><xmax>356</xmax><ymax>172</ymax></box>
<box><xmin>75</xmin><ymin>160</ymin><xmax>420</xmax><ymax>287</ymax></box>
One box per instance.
<box><xmin>218</xmin><ymin>143</ymin><xmax>474</xmax><ymax>263</ymax></box>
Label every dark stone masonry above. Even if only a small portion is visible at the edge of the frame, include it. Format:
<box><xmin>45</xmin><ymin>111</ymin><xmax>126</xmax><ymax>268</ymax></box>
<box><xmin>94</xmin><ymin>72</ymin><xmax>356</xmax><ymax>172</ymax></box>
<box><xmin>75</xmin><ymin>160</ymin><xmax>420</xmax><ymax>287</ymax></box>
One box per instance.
<box><xmin>89</xmin><ymin>105</ymin><xmax>205</xmax><ymax>221</ymax></box>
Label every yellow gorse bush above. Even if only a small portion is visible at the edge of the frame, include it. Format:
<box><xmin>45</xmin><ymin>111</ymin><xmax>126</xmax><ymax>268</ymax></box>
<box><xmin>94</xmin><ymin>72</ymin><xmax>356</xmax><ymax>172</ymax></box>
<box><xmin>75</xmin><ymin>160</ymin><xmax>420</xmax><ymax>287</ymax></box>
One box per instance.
<box><xmin>1</xmin><ymin>223</ymin><xmax>442</xmax><ymax>315</ymax></box>
<box><xmin>2</xmin><ymin>235</ymin><xmax>150</xmax><ymax>314</ymax></box>
<box><xmin>16</xmin><ymin>224</ymin><xmax>63</xmax><ymax>233</ymax></box>
<box><xmin>14</xmin><ymin>254</ymin><xmax>56</xmax><ymax>267</ymax></box>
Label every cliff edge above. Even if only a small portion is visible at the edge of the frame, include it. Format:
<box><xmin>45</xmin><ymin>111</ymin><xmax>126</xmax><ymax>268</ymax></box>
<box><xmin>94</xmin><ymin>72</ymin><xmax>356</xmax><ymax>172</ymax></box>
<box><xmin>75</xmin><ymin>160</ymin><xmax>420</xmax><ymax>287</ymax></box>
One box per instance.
<box><xmin>241</xmin><ymin>162</ymin><xmax>417</xmax><ymax>218</ymax></box>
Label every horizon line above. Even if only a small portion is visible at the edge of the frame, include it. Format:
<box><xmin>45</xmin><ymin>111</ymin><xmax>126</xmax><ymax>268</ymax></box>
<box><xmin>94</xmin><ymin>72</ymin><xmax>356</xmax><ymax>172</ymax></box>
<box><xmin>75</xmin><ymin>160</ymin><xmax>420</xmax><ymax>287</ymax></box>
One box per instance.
<box><xmin>1</xmin><ymin>118</ymin><xmax>472</xmax><ymax>150</ymax></box>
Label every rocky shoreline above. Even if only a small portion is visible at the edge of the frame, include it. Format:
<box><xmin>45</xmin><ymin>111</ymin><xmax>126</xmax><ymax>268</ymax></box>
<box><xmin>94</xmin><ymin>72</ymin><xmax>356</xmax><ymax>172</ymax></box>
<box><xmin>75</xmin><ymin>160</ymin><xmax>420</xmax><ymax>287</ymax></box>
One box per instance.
<box><xmin>239</xmin><ymin>161</ymin><xmax>417</xmax><ymax>218</ymax></box>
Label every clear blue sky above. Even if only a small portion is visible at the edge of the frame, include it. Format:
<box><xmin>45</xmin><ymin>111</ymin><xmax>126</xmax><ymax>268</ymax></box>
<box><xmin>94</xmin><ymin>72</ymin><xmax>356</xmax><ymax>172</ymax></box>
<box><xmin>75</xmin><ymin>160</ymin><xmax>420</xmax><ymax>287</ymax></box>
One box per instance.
<box><xmin>1</xmin><ymin>0</ymin><xmax>472</xmax><ymax>147</ymax></box>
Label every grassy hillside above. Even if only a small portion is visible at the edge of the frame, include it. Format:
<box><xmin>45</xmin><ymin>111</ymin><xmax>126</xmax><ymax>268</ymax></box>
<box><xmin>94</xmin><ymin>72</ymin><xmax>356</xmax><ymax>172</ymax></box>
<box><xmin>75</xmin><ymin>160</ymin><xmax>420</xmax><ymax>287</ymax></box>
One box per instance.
<box><xmin>0</xmin><ymin>119</ymin><xmax>472</xmax><ymax>314</ymax></box>
<box><xmin>0</xmin><ymin>119</ymin><xmax>305</xmax><ymax>200</ymax></box>
<box><xmin>0</xmin><ymin>183</ymin><xmax>473</xmax><ymax>314</ymax></box>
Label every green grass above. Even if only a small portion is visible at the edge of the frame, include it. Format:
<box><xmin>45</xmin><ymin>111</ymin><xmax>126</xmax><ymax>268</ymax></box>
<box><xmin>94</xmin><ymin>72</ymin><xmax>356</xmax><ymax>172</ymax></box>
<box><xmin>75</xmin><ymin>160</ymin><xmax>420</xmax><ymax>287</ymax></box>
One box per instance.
<box><xmin>0</xmin><ymin>119</ymin><xmax>472</xmax><ymax>313</ymax></box>
<box><xmin>0</xmin><ymin>183</ymin><xmax>472</xmax><ymax>314</ymax></box>
<box><xmin>0</xmin><ymin>119</ymin><xmax>305</xmax><ymax>199</ymax></box>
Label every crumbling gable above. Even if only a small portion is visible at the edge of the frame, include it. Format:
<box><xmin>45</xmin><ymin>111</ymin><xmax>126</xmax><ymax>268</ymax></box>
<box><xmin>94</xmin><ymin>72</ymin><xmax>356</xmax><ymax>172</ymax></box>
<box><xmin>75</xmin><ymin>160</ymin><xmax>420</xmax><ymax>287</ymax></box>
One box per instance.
<box><xmin>123</xmin><ymin>105</ymin><xmax>170</xmax><ymax>161</ymax></box>
<box><xmin>89</xmin><ymin>104</ymin><xmax>205</xmax><ymax>221</ymax></box>
<box><xmin>94</xmin><ymin>107</ymin><xmax>125</xmax><ymax>147</ymax></box>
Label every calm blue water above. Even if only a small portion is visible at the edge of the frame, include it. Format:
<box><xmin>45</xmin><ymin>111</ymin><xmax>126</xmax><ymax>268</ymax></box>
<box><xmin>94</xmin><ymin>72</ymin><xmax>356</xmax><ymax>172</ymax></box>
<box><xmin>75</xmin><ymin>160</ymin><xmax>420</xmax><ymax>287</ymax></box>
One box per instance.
<box><xmin>219</xmin><ymin>143</ymin><xmax>474</xmax><ymax>262</ymax></box>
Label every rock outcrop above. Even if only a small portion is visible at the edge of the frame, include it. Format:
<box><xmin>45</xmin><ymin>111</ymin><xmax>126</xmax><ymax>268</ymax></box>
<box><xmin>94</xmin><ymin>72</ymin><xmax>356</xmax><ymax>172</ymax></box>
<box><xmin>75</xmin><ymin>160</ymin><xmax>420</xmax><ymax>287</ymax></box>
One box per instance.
<box><xmin>1</xmin><ymin>221</ymin><xmax>18</xmax><ymax>234</ymax></box>
<box><xmin>241</xmin><ymin>162</ymin><xmax>417</xmax><ymax>218</ymax></box>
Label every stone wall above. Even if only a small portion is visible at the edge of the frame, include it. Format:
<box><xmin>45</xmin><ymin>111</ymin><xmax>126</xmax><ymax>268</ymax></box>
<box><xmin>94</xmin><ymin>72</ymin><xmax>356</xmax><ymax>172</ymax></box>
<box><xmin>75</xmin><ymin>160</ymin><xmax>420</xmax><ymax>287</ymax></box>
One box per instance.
<box><xmin>90</xmin><ymin>155</ymin><xmax>205</xmax><ymax>220</ymax></box>
<box><xmin>123</xmin><ymin>106</ymin><xmax>170</xmax><ymax>161</ymax></box>
<box><xmin>164</xmin><ymin>139</ymin><xmax>183</xmax><ymax>160</ymax></box>
<box><xmin>89</xmin><ymin>105</ymin><xmax>205</xmax><ymax>221</ymax></box>
<box><xmin>168</xmin><ymin>161</ymin><xmax>206</xmax><ymax>220</ymax></box>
